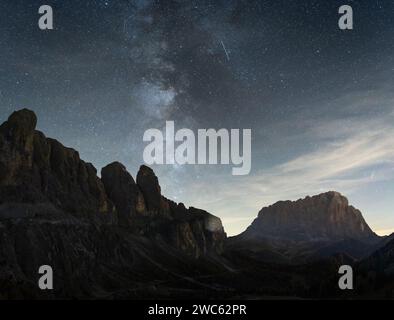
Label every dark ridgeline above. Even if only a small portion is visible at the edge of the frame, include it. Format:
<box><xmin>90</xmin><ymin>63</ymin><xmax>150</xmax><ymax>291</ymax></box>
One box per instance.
<box><xmin>0</xmin><ymin>109</ymin><xmax>225</xmax><ymax>257</ymax></box>
<box><xmin>0</xmin><ymin>109</ymin><xmax>226</xmax><ymax>299</ymax></box>
<box><xmin>0</xmin><ymin>109</ymin><xmax>393</xmax><ymax>299</ymax></box>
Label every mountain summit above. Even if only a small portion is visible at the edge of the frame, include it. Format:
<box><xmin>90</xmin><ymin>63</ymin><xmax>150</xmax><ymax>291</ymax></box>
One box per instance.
<box><xmin>240</xmin><ymin>191</ymin><xmax>378</xmax><ymax>242</ymax></box>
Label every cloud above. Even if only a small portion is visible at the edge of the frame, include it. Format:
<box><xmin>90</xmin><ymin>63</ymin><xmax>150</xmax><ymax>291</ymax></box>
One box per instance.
<box><xmin>250</xmin><ymin>124</ymin><xmax>394</xmax><ymax>201</ymax></box>
<box><xmin>181</xmin><ymin>91</ymin><xmax>394</xmax><ymax>235</ymax></box>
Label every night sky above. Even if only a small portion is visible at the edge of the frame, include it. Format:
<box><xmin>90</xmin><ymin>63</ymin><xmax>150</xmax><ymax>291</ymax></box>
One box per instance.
<box><xmin>1</xmin><ymin>0</ymin><xmax>394</xmax><ymax>235</ymax></box>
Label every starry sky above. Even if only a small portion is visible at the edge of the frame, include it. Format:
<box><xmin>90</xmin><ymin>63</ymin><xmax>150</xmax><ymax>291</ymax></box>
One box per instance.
<box><xmin>1</xmin><ymin>0</ymin><xmax>394</xmax><ymax>235</ymax></box>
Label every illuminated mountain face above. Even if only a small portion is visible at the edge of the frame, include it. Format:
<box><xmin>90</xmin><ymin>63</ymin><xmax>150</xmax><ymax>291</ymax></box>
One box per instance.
<box><xmin>242</xmin><ymin>192</ymin><xmax>378</xmax><ymax>242</ymax></box>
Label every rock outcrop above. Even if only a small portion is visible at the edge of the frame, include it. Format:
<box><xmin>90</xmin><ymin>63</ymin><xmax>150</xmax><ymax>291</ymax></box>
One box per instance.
<box><xmin>101</xmin><ymin>162</ymin><xmax>146</xmax><ymax>227</ymax></box>
<box><xmin>0</xmin><ymin>109</ymin><xmax>112</xmax><ymax>217</ymax></box>
<box><xmin>101</xmin><ymin>163</ymin><xmax>226</xmax><ymax>257</ymax></box>
<box><xmin>241</xmin><ymin>191</ymin><xmax>378</xmax><ymax>242</ymax></box>
<box><xmin>0</xmin><ymin>109</ymin><xmax>226</xmax><ymax>259</ymax></box>
<box><xmin>226</xmin><ymin>192</ymin><xmax>381</xmax><ymax>264</ymax></box>
<box><xmin>136</xmin><ymin>165</ymin><xmax>162</xmax><ymax>213</ymax></box>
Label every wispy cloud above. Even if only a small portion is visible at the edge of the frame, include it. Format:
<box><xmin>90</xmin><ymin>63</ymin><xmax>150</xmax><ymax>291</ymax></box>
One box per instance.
<box><xmin>183</xmin><ymin>91</ymin><xmax>394</xmax><ymax>235</ymax></box>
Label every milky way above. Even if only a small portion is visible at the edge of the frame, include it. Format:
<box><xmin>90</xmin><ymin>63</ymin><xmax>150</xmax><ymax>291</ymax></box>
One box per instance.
<box><xmin>1</xmin><ymin>0</ymin><xmax>394</xmax><ymax>235</ymax></box>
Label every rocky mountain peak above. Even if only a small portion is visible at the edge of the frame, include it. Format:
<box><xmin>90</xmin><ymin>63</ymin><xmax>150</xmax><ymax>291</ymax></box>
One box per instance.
<box><xmin>243</xmin><ymin>191</ymin><xmax>377</xmax><ymax>242</ymax></box>
<box><xmin>136</xmin><ymin>165</ymin><xmax>162</xmax><ymax>212</ymax></box>
<box><xmin>0</xmin><ymin>108</ymin><xmax>113</xmax><ymax>217</ymax></box>
<box><xmin>0</xmin><ymin>108</ymin><xmax>37</xmax><ymax>152</ymax></box>
<box><xmin>1</xmin><ymin>108</ymin><xmax>37</xmax><ymax>135</ymax></box>
<box><xmin>101</xmin><ymin>162</ymin><xmax>145</xmax><ymax>226</ymax></box>
<box><xmin>0</xmin><ymin>109</ymin><xmax>226</xmax><ymax>258</ymax></box>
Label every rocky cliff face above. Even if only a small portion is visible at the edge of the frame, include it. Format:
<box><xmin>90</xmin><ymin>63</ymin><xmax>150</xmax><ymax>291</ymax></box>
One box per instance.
<box><xmin>101</xmin><ymin>161</ymin><xmax>146</xmax><ymax>227</ymax></box>
<box><xmin>226</xmin><ymin>192</ymin><xmax>381</xmax><ymax>264</ymax></box>
<box><xmin>241</xmin><ymin>191</ymin><xmax>378</xmax><ymax>242</ymax></box>
<box><xmin>0</xmin><ymin>109</ymin><xmax>113</xmax><ymax>218</ymax></box>
<box><xmin>101</xmin><ymin>163</ymin><xmax>226</xmax><ymax>257</ymax></box>
<box><xmin>0</xmin><ymin>109</ymin><xmax>225</xmax><ymax>259</ymax></box>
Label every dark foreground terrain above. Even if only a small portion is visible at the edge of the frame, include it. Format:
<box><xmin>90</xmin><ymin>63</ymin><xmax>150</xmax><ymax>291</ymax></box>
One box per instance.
<box><xmin>0</xmin><ymin>109</ymin><xmax>393</xmax><ymax>299</ymax></box>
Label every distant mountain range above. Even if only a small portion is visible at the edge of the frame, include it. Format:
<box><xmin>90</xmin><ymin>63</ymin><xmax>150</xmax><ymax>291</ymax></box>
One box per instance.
<box><xmin>0</xmin><ymin>109</ymin><xmax>393</xmax><ymax>299</ymax></box>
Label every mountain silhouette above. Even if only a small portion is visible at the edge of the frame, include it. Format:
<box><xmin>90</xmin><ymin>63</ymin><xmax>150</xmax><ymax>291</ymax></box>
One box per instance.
<box><xmin>0</xmin><ymin>109</ymin><xmax>393</xmax><ymax>299</ymax></box>
<box><xmin>227</xmin><ymin>192</ymin><xmax>382</xmax><ymax>263</ymax></box>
